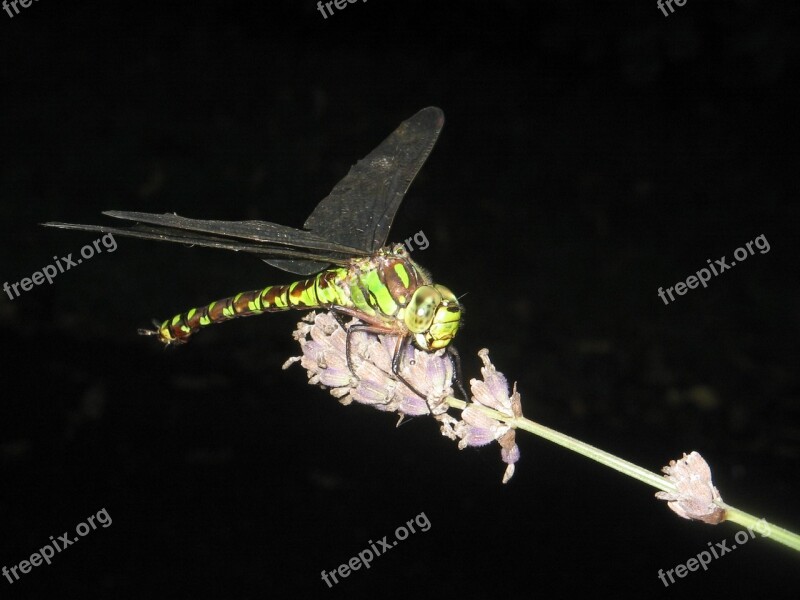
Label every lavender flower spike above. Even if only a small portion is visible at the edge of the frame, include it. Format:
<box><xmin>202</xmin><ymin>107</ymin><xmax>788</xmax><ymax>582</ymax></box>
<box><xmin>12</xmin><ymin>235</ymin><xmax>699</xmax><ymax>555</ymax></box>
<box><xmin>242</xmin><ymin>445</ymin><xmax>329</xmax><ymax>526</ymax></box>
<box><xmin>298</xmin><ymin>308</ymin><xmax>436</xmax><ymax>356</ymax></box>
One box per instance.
<box><xmin>456</xmin><ymin>350</ymin><xmax>523</xmax><ymax>483</ymax></box>
<box><xmin>284</xmin><ymin>312</ymin><xmax>523</xmax><ymax>482</ymax></box>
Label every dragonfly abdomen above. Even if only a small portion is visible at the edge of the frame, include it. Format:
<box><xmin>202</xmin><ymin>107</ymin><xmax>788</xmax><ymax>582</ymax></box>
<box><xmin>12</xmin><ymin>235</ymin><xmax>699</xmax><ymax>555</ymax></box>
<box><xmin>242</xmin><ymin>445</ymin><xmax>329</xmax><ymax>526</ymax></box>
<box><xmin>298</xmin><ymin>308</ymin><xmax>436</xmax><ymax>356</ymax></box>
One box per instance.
<box><xmin>151</xmin><ymin>268</ymin><xmax>353</xmax><ymax>344</ymax></box>
<box><xmin>147</xmin><ymin>247</ymin><xmax>429</xmax><ymax>346</ymax></box>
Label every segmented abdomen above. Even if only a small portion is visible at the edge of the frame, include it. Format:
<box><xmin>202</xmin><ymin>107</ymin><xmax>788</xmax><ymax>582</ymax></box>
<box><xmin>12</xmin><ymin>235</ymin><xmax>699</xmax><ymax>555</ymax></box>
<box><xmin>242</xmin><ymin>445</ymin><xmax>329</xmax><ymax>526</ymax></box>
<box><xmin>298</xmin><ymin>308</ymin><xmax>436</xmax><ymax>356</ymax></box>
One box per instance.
<box><xmin>153</xmin><ymin>268</ymin><xmax>350</xmax><ymax>344</ymax></box>
<box><xmin>149</xmin><ymin>246</ymin><xmax>427</xmax><ymax>346</ymax></box>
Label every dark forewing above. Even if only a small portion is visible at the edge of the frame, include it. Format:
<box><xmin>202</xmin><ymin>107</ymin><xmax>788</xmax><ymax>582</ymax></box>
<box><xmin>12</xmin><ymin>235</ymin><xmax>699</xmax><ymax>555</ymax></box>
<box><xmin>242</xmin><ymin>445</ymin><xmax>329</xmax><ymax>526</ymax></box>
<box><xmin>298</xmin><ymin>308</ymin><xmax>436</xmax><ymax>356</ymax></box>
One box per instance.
<box><xmin>43</xmin><ymin>108</ymin><xmax>445</xmax><ymax>276</ymax></box>
<box><xmin>42</xmin><ymin>220</ymin><xmax>357</xmax><ymax>267</ymax></box>
<box><xmin>302</xmin><ymin>106</ymin><xmax>444</xmax><ymax>254</ymax></box>
<box><xmin>102</xmin><ymin>211</ymin><xmax>363</xmax><ymax>254</ymax></box>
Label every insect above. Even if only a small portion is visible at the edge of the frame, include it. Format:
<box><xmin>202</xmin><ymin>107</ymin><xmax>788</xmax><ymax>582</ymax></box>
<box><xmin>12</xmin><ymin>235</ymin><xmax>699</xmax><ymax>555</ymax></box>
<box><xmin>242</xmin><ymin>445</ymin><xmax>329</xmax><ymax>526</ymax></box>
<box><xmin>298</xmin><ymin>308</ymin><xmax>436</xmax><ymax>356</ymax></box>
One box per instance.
<box><xmin>45</xmin><ymin>107</ymin><xmax>463</xmax><ymax>397</ymax></box>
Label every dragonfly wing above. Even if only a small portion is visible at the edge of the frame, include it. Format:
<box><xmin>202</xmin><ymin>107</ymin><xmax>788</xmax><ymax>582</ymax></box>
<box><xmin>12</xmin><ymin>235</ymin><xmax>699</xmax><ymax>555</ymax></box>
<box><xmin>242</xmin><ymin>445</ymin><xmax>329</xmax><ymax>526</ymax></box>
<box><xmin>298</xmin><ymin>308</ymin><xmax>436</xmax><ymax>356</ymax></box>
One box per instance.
<box><xmin>261</xmin><ymin>257</ymin><xmax>331</xmax><ymax>275</ymax></box>
<box><xmin>303</xmin><ymin>107</ymin><xmax>444</xmax><ymax>254</ymax></box>
<box><xmin>104</xmin><ymin>211</ymin><xmax>343</xmax><ymax>274</ymax></box>
<box><xmin>43</xmin><ymin>209</ymin><xmax>368</xmax><ymax>275</ymax></box>
<box><xmin>101</xmin><ymin>211</ymin><xmax>363</xmax><ymax>255</ymax></box>
<box><xmin>42</xmin><ymin>221</ymin><xmax>353</xmax><ymax>268</ymax></box>
<box><xmin>43</xmin><ymin>108</ymin><xmax>444</xmax><ymax>273</ymax></box>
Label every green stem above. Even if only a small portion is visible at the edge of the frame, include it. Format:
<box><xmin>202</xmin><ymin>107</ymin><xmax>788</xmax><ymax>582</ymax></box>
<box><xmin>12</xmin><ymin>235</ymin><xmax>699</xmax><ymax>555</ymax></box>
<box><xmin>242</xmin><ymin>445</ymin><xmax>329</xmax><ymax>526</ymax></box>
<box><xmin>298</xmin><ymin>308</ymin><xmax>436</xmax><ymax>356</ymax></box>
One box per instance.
<box><xmin>721</xmin><ymin>505</ymin><xmax>800</xmax><ymax>552</ymax></box>
<box><xmin>445</xmin><ymin>397</ymin><xmax>800</xmax><ymax>553</ymax></box>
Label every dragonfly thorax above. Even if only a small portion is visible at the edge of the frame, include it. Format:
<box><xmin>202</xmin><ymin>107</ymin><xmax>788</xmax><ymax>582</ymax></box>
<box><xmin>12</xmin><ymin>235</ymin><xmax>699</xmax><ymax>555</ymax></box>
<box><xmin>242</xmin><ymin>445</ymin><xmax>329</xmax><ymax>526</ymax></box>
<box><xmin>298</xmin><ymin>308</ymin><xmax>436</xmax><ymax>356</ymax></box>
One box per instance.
<box><xmin>345</xmin><ymin>246</ymin><xmax>462</xmax><ymax>352</ymax></box>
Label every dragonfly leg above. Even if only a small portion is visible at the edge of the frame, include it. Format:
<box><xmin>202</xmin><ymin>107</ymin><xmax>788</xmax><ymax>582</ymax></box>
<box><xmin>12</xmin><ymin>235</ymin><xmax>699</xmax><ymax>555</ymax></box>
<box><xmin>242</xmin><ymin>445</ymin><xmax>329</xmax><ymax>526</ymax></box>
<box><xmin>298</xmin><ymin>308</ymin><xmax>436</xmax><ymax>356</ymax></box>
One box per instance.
<box><xmin>389</xmin><ymin>334</ymin><xmax>434</xmax><ymax>408</ymax></box>
<box><xmin>348</xmin><ymin>324</ymin><xmax>421</xmax><ymax>407</ymax></box>
<box><xmin>446</xmin><ymin>344</ymin><xmax>469</xmax><ymax>401</ymax></box>
<box><xmin>329</xmin><ymin>308</ymin><xmax>431</xmax><ymax>409</ymax></box>
<box><xmin>330</xmin><ymin>307</ymin><xmax>400</xmax><ymax>373</ymax></box>
<box><xmin>328</xmin><ymin>310</ymin><xmax>363</xmax><ymax>377</ymax></box>
<box><xmin>329</xmin><ymin>309</ymin><xmax>399</xmax><ymax>406</ymax></box>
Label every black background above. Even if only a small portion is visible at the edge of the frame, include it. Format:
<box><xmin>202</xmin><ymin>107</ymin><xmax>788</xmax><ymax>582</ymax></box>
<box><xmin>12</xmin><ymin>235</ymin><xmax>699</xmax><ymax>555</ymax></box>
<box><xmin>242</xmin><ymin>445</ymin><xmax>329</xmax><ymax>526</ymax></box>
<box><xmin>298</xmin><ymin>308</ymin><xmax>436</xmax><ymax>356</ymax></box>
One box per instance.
<box><xmin>1</xmin><ymin>1</ymin><xmax>798</xmax><ymax>598</ymax></box>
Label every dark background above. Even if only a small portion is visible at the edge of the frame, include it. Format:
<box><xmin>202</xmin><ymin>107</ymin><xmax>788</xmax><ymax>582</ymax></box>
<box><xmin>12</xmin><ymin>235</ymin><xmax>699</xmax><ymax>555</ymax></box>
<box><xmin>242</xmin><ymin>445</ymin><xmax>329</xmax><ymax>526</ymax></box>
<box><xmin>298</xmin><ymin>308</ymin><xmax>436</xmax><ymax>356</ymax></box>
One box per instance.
<box><xmin>1</xmin><ymin>1</ymin><xmax>798</xmax><ymax>598</ymax></box>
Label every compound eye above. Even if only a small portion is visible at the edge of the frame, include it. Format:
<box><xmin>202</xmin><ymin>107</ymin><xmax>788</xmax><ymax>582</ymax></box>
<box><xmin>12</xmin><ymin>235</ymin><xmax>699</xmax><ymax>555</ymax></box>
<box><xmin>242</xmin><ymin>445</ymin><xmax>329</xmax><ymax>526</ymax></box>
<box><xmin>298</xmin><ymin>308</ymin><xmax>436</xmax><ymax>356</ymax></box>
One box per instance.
<box><xmin>404</xmin><ymin>286</ymin><xmax>442</xmax><ymax>333</ymax></box>
<box><xmin>434</xmin><ymin>285</ymin><xmax>458</xmax><ymax>305</ymax></box>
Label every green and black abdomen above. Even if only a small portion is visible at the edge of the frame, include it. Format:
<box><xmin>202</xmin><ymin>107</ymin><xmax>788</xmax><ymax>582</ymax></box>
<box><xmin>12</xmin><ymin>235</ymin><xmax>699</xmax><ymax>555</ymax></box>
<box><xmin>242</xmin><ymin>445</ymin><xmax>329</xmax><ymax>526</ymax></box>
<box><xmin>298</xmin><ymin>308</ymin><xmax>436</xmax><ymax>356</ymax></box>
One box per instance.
<box><xmin>150</xmin><ymin>267</ymin><xmax>349</xmax><ymax>344</ymax></box>
<box><xmin>148</xmin><ymin>246</ymin><xmax>428</xmax><ymax>345</ymax></box>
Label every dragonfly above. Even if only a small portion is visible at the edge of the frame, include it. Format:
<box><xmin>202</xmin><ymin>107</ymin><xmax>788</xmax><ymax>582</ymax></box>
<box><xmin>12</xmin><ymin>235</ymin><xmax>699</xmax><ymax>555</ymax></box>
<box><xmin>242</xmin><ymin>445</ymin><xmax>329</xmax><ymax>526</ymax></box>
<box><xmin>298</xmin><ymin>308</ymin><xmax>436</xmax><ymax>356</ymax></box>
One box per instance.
<box><xmin>44</xmin><ymin>107</ymin><xmax>464</xmax><ymax>399</ymax></box>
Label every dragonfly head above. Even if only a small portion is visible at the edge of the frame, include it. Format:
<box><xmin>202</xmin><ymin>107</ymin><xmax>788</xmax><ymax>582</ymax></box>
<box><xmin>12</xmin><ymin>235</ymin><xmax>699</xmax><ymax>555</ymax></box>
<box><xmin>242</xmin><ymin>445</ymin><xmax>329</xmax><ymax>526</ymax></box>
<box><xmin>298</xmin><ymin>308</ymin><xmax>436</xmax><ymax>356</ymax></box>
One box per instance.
<box><xmin>404</xmin><ymin>284</ymin><xmax>462</xmax><ymax>351</ymax></box>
